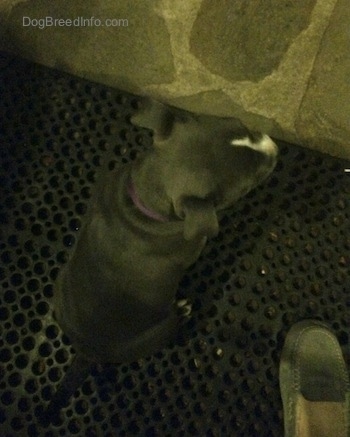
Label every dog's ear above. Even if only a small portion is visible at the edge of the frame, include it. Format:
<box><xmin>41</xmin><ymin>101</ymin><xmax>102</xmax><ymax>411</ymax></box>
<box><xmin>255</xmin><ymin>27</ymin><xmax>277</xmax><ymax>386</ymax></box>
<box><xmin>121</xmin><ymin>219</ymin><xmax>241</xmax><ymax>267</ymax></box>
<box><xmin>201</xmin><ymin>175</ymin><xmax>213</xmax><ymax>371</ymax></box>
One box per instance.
<box><xmin>131</xmin><ymin>98</ymin><xmax>176</xmax><ymax>141</ymax></box>
<box><xmin>216</xmin><ymin>133</ymin><xmax>278</xmax><ymax>211</ymax></box>
<box><xmin>181</xmin><ymin>198</ymin><xmax>219</xmax><ymax>241</ymax></box>
<box><xmin>230</xmin><ymin>134</ymin><xmax>278</xmax><ymax>157</ymax></box>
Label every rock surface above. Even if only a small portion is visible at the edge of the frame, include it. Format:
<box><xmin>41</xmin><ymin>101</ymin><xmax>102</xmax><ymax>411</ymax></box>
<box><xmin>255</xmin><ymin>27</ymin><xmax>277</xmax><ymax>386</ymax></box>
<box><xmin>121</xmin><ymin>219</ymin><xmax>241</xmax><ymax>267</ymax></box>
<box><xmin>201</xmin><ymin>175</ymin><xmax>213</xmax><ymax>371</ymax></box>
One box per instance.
<box><xmin>0</xmin><ymin>0</ymin><xmax>349</xmax><ymax>159</ymax></box>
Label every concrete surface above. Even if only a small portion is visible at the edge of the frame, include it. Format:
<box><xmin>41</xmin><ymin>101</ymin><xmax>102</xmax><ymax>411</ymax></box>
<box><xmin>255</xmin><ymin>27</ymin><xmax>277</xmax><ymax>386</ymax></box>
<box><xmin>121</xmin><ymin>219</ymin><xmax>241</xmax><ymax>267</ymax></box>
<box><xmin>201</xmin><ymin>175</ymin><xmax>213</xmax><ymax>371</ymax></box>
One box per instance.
<box><xmin>0</xmin><ymin>0</ymin><xmax>349</xmax><ymax>159</ymax></box>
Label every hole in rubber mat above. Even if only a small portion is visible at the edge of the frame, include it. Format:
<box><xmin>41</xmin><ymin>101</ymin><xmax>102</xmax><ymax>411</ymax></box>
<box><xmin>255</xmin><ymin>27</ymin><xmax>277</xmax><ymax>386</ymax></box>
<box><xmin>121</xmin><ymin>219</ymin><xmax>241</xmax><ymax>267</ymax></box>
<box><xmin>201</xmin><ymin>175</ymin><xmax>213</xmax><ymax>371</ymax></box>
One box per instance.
<box><xmin>0</xmin><ymin>53</ymin><xmax>350</xmax><ymax>436</ymax></box>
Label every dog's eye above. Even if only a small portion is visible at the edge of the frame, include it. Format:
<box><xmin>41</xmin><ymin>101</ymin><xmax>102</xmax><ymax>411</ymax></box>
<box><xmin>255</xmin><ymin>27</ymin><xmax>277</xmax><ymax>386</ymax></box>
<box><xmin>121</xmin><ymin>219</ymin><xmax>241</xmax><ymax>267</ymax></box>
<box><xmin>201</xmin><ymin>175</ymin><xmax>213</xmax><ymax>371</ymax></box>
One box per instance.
<box><xmin>213</xmin><ymin>193</ymin><xmax>222</xmax><ymax>208</ymax></box>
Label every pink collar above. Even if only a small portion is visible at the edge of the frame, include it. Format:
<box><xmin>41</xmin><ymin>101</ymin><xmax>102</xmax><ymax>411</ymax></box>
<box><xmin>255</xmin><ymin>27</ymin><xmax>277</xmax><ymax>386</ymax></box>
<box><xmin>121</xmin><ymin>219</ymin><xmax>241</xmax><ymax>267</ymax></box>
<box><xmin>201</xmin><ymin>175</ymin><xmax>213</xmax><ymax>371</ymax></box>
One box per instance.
<box><xmin>127</xmin><ymin>180</ymin><xmax>169</xmax><ymax>223</ymax></box>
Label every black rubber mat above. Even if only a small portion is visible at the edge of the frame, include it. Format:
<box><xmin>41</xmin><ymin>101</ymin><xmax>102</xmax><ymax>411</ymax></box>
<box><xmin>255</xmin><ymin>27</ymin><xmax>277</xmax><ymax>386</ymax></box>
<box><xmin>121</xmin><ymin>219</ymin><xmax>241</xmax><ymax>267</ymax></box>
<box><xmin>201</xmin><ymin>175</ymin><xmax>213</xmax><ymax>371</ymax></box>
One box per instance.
<box><xmin>0</xmin><ymin>52</ymin><xmax>349</xmax><ymax>437</ymax></box>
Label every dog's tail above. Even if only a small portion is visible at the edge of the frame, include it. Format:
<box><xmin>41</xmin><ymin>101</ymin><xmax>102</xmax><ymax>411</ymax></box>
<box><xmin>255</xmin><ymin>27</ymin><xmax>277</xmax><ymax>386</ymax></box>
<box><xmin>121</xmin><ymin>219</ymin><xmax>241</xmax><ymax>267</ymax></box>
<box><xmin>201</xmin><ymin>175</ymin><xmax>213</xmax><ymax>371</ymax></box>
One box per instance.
<box><xmin>41</xmin><ymin>354</ymin><xmax>92</xmax><ymax>424</ymax></box>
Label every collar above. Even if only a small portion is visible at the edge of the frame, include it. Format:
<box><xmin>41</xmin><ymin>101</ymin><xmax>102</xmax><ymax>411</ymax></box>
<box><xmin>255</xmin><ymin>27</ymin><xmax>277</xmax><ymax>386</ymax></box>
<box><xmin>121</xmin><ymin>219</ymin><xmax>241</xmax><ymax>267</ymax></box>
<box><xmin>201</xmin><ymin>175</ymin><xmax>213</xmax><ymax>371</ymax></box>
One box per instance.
<box><xmin>127</xmin><ymin>179</ymin><xmax>169</xmax><ymax>223</ymax></box>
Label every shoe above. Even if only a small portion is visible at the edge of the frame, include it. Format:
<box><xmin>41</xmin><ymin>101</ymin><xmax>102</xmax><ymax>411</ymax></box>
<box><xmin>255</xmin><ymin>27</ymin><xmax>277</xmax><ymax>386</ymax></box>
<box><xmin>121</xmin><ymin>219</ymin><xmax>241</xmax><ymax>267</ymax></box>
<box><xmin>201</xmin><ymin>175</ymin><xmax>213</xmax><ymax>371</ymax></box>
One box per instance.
<box><xmin>279</xmin><ymin>320</ymin><xmax>350</xmax><ymax>437</ymax></box>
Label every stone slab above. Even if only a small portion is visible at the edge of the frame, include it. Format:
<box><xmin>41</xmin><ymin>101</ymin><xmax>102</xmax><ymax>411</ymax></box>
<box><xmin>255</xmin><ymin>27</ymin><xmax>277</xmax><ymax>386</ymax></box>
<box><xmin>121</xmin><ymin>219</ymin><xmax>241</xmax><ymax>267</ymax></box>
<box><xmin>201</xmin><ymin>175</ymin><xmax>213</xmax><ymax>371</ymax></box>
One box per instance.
<box><xmin>1</xmin><ymin>0</ymin><xmax>175</xmax><ymax>90</ymax></box>
<box><xmin>296</xmin><ymin>0</ymin><xmax>350</xmax><ymax>158</ymax></box>
<box><xmin>190</xmin><ymin>0</ymin><xmax>317</xmax><ymax>82</ymax></box>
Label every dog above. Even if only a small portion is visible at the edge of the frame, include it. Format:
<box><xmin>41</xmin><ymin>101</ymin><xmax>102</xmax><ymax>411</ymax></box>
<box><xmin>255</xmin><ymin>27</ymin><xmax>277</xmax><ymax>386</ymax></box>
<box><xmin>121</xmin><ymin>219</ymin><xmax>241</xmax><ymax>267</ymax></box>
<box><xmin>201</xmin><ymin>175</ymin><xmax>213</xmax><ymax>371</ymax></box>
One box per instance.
<box><xmin>47</xmin><ymin>98</ymin><xmax>278</xmax><ymax>416</ymax></box>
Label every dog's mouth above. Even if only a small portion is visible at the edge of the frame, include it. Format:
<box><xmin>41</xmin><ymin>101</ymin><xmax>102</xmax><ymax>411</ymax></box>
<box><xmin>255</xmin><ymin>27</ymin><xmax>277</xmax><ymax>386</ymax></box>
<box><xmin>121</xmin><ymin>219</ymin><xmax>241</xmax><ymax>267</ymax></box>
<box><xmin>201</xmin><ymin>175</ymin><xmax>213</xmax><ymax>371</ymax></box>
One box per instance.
<box><xmin>127</xmin><ymin>179</ymin><xmax>169</xmax><ymax>223</ymax></box>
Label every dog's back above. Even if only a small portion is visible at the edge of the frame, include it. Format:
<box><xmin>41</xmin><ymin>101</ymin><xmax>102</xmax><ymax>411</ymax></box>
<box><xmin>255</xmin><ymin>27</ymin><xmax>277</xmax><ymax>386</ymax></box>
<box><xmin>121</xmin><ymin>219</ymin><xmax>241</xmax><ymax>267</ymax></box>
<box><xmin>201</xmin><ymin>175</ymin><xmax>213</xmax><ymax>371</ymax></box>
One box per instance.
<box><xmin>53</xmin><ymin>161</ymin><xmax>206</xmax><ymax>362</ymax></box>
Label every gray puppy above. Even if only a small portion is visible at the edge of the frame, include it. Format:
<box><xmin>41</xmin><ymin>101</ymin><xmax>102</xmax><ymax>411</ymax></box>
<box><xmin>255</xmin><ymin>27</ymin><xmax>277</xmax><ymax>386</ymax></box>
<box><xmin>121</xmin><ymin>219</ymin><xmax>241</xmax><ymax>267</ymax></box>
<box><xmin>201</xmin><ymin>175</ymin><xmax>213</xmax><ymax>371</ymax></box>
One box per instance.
<box><xmin>53</xmin><ymin>99</ymin><xmax>278</xmax><ymax>363</ymax></box>
<box><xmin>48</xmin><ymin>99</ymin><xmax>277</xmax><ymax>416</ymax></box>
<box><xmin>43</xmin><ymin>100</ymin><xmax>277</xmax><ymax>422</ymax></box>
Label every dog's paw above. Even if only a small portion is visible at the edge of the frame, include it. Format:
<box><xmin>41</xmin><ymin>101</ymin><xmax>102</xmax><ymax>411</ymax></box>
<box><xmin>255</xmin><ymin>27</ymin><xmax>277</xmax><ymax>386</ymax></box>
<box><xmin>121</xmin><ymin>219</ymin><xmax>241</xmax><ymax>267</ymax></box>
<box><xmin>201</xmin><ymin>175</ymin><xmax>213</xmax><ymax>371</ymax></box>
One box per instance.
<box><xmin>176</xmin><ymin>298</ymin><xmax>192</xmax><ymax>319</ymax></box>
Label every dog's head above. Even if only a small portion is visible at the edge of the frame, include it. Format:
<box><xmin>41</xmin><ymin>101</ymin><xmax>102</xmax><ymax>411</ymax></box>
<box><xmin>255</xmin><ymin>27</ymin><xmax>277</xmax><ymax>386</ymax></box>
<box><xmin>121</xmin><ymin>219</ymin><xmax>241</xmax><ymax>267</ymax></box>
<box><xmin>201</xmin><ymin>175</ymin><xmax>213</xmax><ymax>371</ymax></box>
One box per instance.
<box><xmin>131</xmin><ymin>99</ymin><xmax>278</xmax><ymax>241</ymax></box>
